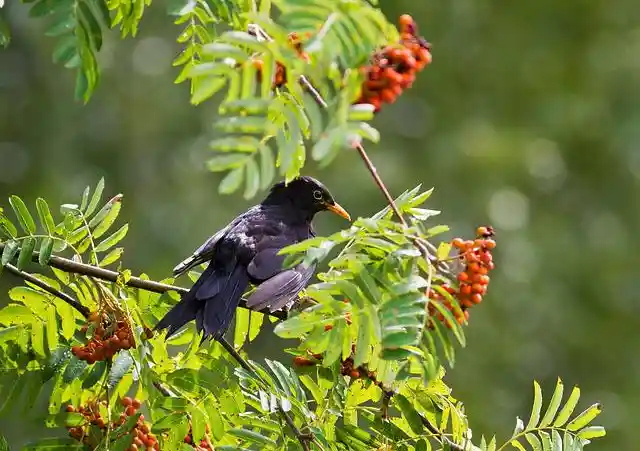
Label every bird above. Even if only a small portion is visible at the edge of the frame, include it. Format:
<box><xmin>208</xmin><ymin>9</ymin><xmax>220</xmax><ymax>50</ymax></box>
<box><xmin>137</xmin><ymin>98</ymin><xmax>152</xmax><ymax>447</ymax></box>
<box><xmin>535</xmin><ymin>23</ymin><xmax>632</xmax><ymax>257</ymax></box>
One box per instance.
<box><xmin>155</xmin><ymin>176</ymin><xmax>351</xmax><ymax>340</ymax></box>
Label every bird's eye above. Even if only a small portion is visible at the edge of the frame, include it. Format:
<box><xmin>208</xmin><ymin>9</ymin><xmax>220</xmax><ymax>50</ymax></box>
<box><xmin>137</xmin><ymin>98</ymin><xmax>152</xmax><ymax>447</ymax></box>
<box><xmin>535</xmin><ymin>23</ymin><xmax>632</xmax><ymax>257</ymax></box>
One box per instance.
<box><xmin>313</xmin><ymin>190</ymin><xmax>323</xmax><ymax>200</ymax></box>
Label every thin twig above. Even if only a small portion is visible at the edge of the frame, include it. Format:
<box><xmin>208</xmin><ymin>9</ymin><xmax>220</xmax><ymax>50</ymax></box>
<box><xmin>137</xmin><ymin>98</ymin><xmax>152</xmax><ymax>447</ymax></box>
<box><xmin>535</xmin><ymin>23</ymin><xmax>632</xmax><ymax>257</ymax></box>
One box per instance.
<box><xmin>3</xmin><ymin>262</ymin><xmax>91</xmax><ymax>317</ymax></box>
<box><xmin>153</xmin><ymin>380</ymin><xmax>175</xmax><ymax>397</ymax></box>
<box><xmin>420</xmin><ymin>415</ymin><xmax>467</xmax><ymax>451</ymax></box>
<box><xmin>217</xmin><ymin>338</ymin><xmax>312</xmax><ymax>451</ymax></box>
<box><xmin>0</xmin><ymin>242</ymin><xmax>286</xmax><ymax>319</ymax></box>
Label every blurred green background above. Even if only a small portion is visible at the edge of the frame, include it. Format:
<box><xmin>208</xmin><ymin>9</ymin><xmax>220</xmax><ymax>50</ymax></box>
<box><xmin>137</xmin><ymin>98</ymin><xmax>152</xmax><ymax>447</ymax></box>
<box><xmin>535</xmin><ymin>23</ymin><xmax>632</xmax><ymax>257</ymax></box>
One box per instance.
<box><xmin>1</xmin><ymin>0</ymin><xmax>639</xmax><ymax>449</ymax></box>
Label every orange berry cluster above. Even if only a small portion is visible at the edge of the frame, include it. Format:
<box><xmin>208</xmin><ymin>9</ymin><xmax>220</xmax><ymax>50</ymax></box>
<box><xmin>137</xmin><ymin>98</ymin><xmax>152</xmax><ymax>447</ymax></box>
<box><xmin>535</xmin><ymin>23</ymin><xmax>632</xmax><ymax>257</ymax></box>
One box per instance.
<box><xmin>355</xmin><ymin>14</ymin><xmax>432</xmax><ymax>112</ymax></box>
<box><xmin>65</xmin><ymin>397</ymin><xmax>156</xmax><ymax>450</ymax></box>
<box><xmin>428</xmin><ymin>226</ymin><xmax>496</xmax><ymax>327</ymax></box>
<box><xmin>293</xmin><ymin>352</ymin><xmax>383</xmax><ymax>389</ymax></box>
<box><xmin>72</xmin><ymin>311</ymin><xmax>135</xmax><ymax>364</ymax></box>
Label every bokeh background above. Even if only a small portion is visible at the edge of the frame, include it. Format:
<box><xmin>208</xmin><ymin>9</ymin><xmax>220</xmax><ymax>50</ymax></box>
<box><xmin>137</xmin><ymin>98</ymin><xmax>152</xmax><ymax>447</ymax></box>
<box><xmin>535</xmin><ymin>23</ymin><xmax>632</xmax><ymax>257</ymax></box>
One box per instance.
<box><xmin>1</xmin><ymin>0</ymin><xmax>639</xmax><ymax>449</ymax></box>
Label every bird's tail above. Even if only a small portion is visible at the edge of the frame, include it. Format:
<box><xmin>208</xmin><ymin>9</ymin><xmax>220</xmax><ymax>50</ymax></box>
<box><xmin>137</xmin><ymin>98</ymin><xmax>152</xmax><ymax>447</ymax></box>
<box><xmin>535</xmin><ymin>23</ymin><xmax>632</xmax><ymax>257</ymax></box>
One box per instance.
<box><xmin>155</xmin><ymin>264</ymin><xmax>249</xmax><ymax>340</ymax></box>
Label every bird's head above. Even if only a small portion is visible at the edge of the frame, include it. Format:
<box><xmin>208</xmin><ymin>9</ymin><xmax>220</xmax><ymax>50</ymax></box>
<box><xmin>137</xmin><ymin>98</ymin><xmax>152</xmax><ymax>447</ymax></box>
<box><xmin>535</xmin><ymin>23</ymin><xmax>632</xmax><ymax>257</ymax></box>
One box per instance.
<box><xmin>263</xmin><ymin>176</ymin><xmax>351</xmax><ymax>222</ymax></box>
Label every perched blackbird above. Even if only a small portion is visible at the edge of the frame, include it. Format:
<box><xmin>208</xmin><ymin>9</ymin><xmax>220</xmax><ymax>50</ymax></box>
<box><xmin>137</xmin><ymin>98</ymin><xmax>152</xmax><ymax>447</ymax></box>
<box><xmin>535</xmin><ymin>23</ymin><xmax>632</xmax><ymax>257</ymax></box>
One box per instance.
<box><xmin>156</xmin><ymin>176</ymin><xmax>350</xmax><ymax>340</ymax></box>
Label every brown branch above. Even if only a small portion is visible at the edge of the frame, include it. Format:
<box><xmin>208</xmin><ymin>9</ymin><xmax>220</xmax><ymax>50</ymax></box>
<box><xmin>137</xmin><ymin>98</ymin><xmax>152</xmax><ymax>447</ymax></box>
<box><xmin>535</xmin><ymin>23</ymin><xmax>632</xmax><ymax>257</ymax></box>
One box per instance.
<box><xmin>420</xmin><ymin>415</ymin><xmax>468</xmax><ymax>451</ymax></box>
<box><xmin>0</xmin><ymin>242</ymin><xmax>287</xmax><ymax>320</ymax></box>
<box><xmin>3</xmin><ymin>262</ymin><xmax>91</xmax><ymax>318</ymax></box>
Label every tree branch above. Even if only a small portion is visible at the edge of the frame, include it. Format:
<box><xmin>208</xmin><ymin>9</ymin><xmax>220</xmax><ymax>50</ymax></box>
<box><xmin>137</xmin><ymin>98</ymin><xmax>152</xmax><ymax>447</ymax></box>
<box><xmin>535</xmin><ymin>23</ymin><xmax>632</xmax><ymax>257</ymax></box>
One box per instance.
<box><xmin>0</xmin><ymin>242</ymin><xmax>286</xmax><ymax>320</ymax></box>
<box><xmin>420</xmin><ymin>415</ymin><xmax>468</xmax><ymax>451</ymax></box>
<box><xmin>3</xmin><ymin>262</ymin><xmax>91</xmax><ymax>318</ymax></box>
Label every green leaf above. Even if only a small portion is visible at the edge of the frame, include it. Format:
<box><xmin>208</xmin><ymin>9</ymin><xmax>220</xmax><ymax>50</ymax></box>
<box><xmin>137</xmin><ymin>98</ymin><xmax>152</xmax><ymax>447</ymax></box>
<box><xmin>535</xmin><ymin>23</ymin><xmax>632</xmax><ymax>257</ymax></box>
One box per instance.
<box><xmin>45</xmin><ymin>305</ymin><xmax>59</xmax><ymax>352</ymax></box>
<box><xmin>552</xmin><ymin>430</ymin><xmax>562</xmax><ymax>451</ymax></box>
<box><xmin>258</xmin><ymin>144</ymin><xmax>275</xmax><ymax>190</ymax></box>
<box><xmin>94</xmin><ymin>224</ymin><xmax>128</xmax><ymax>252</ymax></box>
<box><xmin>23</xmin><ymin>438</ymin><xmax>84</xmax><ymax>450</ymax></box>
<box><xmin>227</xmin><ymin>428</ymin><xmax>277</xmax><ymax>446</ymax></box>
<box><xmin>525</xmin><ymin>433</ymin><xmax>542</xmax><ymax>451</ymax></box>
<box><xmin>109</xmin><ymin>352</ymin><xmax>133</xmax><ymax>387</ymax></box>
<box><xmin>92</xmin><ymin>196</ymin><xmax>122</xmax><ymax>239</ymax></box>
<box><xmin>88</xmin><ymin>194</ymin><xmax>122</xmax><ymax>229</ymax></box>
<box><xmin>36</xmin><ymin>198</ymin><xmax>56</xmax><ymax>234</ymax></box>
<box><xmin>78</xmin><ymin>2</ymin><xmax>102</xmax><ymax>51</ymax></box>
<box><xmin>540</xmin><ymin>432</ymin><xmax>553</xmax><ymax>451</ymax></box>
<box><xmin>100</xmin><ymin>247</ymin><xmax>124</xmax><ymax>266</ymax></box>
<box><xmin>248</xmin><ymin>311</ymin><xmax>264</xmax><ymax>342</ymax></box>
<box><xmin>218</xmin><ymin>166</ymin><xmax>244</xmax><ymax>194</ymax></box>
<box><xmin>191</xmin><ymin>76</ymin><xmax>227</xmax><ymax>105</ymax></box>
<box><xmin>244</xmin><ymin>158</ymin><xmax>260</xmax><ymax>199</ymax></box>
<box><xmin>10</xmin><ymin>195</ymin><xmax>36</xmax><ymax>234</ymax></box>
<box><xmin>540</xmin><ymin>378</ymin><xmax>564</xmax><ymax>428</ymax></box>
<box><xmin>576</xmin><ymin>426</ymin><xmax>606</xmax><ymax>439</ymax></box>
<box><xmin>273</xmin><ymin>313</ymin><xmax>316</xmax><ymax>338</ymax></box>
<box><xmin>85</xmin><ymin>177</ymin><xmax>104</xmax><ymax>217</ymax></box>
<box><xmin>201</xmin><ymin>42</ymin><xmax>249</xmax><ymax>61</ymax></box>
<box><xmin>0</xmin><ymin>213</ymin><xmax>17</xmax><ymax>238</ymax></box>
<box><xmin>51</xmin><ymin>34</ymin><xmax>76</xmax><ymax>63</ymax></box>
<box><xmin>42</xmin><ymin>346</ymin><xmax>71</xmax><ymax>382</ymax></box>
<box><xmin>82</xmin><ymin>359</ymin><xmax>106</xmax><ymax>388</ymax></box>
<box><xmin>204</xmin><ymin>398</ymin><xmax>225</xmax><ymax>440</ymax></box>
<box><xmin>218</xmin><ymin>31</ymin><xmax>268</xmax><ymax>53</ymax></box>
<box><xmin>1</xmin><ymin>240</ymin><xmax>19</xmax><ymax>265</ymax></box>
<box><xmin>62</xmin><ymin>357</ymin><xmax>88</xmax><ymax>383</ymax></box>
<box><xmin>566</xmin><ymin>403</ymin><xmax>602</xmax><ymax>431</ymax></box>
<box><xmin>0</xmin><ymin>303</ymin><xmax>35</xmax><ymax>324</ymax></box>
<box><xmin>553</xmin><ymin>386</ymin><xmax>580</xmax><ymax>427</ymax></box>
<box><xmin>79</xmin><ymin>186</ymin><xmax>91</xmax><ymax>211</ymax></box>
<box><xmin>510</xmin><ymin>439</ymin><xmax>527</xmax><ymax>451</ymax></box>
<box><xmin>154</xmin><ymin>412</ymin><xmax>188</xmax><ymax>430</ymax></box>
<box><xmin>190</xmin><ymin>405</ymin><xmax>207</xmax><ymax>443</ymax></box>
<box><xmin>206</xmin><ymin>154</ymin><xmax>251</xmax><ymax>172</ymax></box>
<box><xmin>527</xmin><ymin>381</ymin><xmax>543</xmax><ymax>429</ymax></box>
<box><xmin>39</xmin><ymin>237</ymin><xmax>54</xmax><ymax>265</ymax></box>
<box><xmin>394</xmin><ymin>394</ymin><xmax>423</xmax><ymax>434</ymax></box>
<box><xmin>18</xmin><ymin>237</ymin><xmax>36</xmax><ymax>270</ymax></box>
<box><xmin>210</xmin><ymin>136</ymin><xmax>262</xmax><ymax>153</ymax></box>
<box><xmin>31</xmin><ymin>319</ymin><xmax>47</xmax><ymax>357</ymax></box>
<box><xmin>0</xmin><ymin>14</ymin><xmax>10</xmax><ymax>49</ymax></box>
<box><xmin>353</xmin><ymin>308</ymin><xmax>372</xmax><ymax>367</ymax></box>
<box><xmin>234</xmin><ymin>308</ymin><xmax>250</xmax><ymax>349</ymax></box>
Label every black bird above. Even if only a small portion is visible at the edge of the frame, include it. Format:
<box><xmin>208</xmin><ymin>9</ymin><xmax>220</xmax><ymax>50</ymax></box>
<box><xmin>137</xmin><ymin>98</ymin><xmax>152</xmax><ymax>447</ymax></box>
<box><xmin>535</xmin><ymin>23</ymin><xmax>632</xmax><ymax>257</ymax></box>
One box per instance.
<box><xmin>155</xmin><ymin>176</ymin><xmax>350</xmax><ymax>340</ymax></box>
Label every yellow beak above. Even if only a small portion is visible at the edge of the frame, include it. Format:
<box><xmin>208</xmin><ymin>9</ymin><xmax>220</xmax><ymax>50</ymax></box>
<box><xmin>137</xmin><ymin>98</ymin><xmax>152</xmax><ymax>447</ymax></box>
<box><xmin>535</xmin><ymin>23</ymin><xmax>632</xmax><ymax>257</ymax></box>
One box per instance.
<box><xmin>325</xmin><ymin>202</ymin><xmax>351</xmax><ymax>221</ymax></box>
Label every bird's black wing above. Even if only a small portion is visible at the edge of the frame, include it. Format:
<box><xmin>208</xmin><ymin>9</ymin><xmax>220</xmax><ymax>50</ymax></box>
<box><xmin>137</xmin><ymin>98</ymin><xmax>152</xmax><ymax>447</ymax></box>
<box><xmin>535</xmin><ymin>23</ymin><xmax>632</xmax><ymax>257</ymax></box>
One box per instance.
<box><xmin>172</xmin><ymin>207</ymin><xmax>258</xmax><ymax>276</ymax></box>
<box><xmin>245</xmin><ymin>263</ymin><xmax>316</xmax><ymax>312</ymax></box>
<box><xmin>244</xmin><ymin>222</ymin><xmax>316</xmax><ymax>312</ymax></box>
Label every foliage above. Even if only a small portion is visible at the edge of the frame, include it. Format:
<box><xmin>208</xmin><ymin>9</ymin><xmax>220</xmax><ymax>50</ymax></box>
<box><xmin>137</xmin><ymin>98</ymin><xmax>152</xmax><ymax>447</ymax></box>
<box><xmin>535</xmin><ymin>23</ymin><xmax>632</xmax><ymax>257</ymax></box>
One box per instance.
<box><xmin>0</xmin><ymin>180</ymin><xmax>605</xmax><ymax>450</ymax></box>
<box><xmin>0</xmin><ymin>0</ymin><xmax>607</xmax><ymax>450</ymax></box>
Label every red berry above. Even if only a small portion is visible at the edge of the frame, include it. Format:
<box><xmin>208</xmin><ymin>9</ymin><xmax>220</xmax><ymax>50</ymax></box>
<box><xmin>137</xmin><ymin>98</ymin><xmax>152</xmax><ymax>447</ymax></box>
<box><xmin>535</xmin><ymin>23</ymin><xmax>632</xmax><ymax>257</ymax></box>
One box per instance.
<box><xmin>122</xmin><ymin>397</ymin><xmax>133</xmax><ymax>407</ymax></box>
